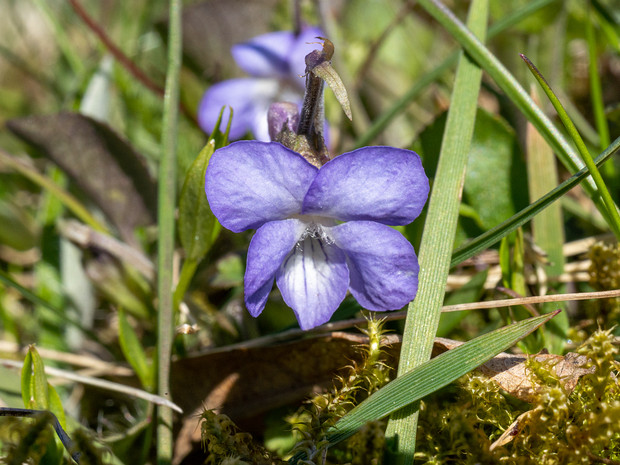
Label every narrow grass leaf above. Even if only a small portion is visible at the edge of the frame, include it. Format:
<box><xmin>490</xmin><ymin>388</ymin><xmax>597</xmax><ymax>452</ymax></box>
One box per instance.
<box><xmin>354</xmin><ymin>0</ymin><xmax>557</xmax><ymax>148</ymax></box>
<box><xmin>521</xmin><ymin>54</ymin><xmax>620</xmax><ymax>238</ymax></box>
<box><xmin>384</xmin><ymin>0</ymin><xmax>488</xmax><ymax>461</ymax></box>
<box><xmin>157</xmin><ymin>0</ymin><xmax>182</xmax><ymax>462</ymax></box>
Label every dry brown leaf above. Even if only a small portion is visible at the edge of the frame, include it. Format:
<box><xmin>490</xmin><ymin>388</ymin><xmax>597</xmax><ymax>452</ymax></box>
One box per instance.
<box><xmin>434</xmin><ymin>337</ymin><xmax>595</xmax><ymax>402</ymax></box>
<box><xmin>171</xmin><ymin>331</ymin><xmax>399</xmax><ymax>464</ymax></box>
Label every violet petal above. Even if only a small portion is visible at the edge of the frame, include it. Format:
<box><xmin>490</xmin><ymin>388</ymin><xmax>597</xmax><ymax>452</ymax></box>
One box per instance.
<box><xmin>302</xmin><ymin>146</ymin><xmax>429</xmax><ymax>225</ymax></box>
<box><xmin>205</xmin><ymin>141</ymin><xmax>318</xmax><ymax>232</ymax></box>
<box><xmin>197</xmin><ymin>78</ymin><xmax>278</xmax><ymax>141</ymax></box>
<box><xmin>276</xmin><ymin>233</ymin><xmax>349</xmax><ymax>330</ymax></box>
<box><xmin>232</xmin><ymin>31</ymin><xmax>296</xmax><ymax>77</ymax></box>
<box><xmin>330</xmin><ymin>221</ymin><xmax>419</xmax><ymax>310</ymax></box>
<box><xmin>244</xmin><ymin>219</ymin><xmax>306</xmax><ymax>317</ymax></box>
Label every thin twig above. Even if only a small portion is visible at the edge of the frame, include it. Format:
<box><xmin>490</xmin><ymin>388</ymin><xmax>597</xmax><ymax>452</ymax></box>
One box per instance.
<box><xmin>186</xmin><ymin>289</ymin><xmax>620</xmax><ymax>354</ymax></box>
<box><xmin>442</xmin><ymin>289</ymin><xmax>620</xmax><ymax>313</ymax></box>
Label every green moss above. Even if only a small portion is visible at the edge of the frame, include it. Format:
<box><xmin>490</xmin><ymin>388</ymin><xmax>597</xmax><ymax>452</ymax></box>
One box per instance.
<box><xmin>588</xmin><ymin>241</ymin><xmax>620</xmax><ymax>325</ymax></box>
<box><xmin>415</xmin><ymin>329</ymin><xmax>620</xmax><ymax>464</ymax></box>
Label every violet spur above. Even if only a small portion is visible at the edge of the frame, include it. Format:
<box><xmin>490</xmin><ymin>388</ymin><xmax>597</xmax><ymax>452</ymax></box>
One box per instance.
<box><xmin>205</xmin><ymin>141</ymin><xmax>429</xmax><ymax>330</ymax></box>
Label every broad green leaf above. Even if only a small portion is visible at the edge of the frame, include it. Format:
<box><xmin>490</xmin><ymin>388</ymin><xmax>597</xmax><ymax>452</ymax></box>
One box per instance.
<box><xmin>465</xmin><ymin>110</ymin><xmax>527</xmax><ymax>230</ymax></box>
<box><xmin>451</xmin><ymin>135</ymin><xmax>620</xmax><ymax>267</ymax></box>
<box><xmin>289</xmin><ymin>311</ymin><xmax>559</xmax><ymax>463</ymax></box>
<box><xmin>416</xmin><ymin>109</ymin><xmax>527</xmax><ymax>233</ymax></box>
<box><xmin>119</xmin><ymin>308</ymin><xmax>155</xmax><ymax>391</ymax></box>
<box><xmin>21</xmin><ymin>345</ymin><xmax>49</xmax><ymax>410</ymax></box>
<box><xmin>178</xmin><ymin>139</ymin><xmax>220</xmax><ymax>261</ymax></box>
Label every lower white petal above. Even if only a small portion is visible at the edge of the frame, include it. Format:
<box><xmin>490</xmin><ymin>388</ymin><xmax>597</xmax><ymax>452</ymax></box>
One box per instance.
<box><xmin>276</xmin><ymin>235</ymin><xmax>349</xmax><ymax>330</ymax></box>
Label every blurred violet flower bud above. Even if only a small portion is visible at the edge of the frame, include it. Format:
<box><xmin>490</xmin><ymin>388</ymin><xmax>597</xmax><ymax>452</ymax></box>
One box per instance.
<box><xmin>198</xmin><ymin>27</ymin><xmax>322</xmax><ymax>141</ymax></box>
<box><xmin>205</xmin><ymin>141</ymin><xmax>429</xmax><ymax>330</ymax></box>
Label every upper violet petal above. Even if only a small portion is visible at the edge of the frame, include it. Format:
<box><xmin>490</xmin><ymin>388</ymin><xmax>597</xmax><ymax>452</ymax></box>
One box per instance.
<box><xmin>276</xmin><ymin>233</ymin><xmax>349</xmax><ymax>330</ymax></box>
<box><xmin>302</xmin><ymin>146</ymin><xmax>429</xmax><ymax>225</ymax></box>
<box><xmin>244</xmin><ymin>219</ymin><xmax>306</xmax><ymax>317</ymax></box>
<box><xmin>198</xmin><ymin>78</ymin><xmax>278</xmax><ymax>141</ymax></box>
<box><xmin>232</xmin><ymin>31</ymin><xmax>296</xmax><ymax>77</ymax></box>
<box><xmin>205</xmin><ymin>141</ymin><xmax>318</xmax><ymax>232</ymax></box>
<box><xmin>330</xmin><ymin>221</ymin><xmax>419</xmax><ymax>311</ymax></box>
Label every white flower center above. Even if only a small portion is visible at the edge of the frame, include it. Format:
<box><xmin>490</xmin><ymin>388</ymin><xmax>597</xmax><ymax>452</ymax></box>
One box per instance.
<box><xmin>292</xmin><ymin>215</ymin><xmax>337</xmax><ymax>252</ymax></box>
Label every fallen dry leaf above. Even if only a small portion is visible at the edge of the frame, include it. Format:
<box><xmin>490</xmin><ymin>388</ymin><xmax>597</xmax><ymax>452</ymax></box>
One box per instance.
<box><xmin>434</xmin><ymin>338</ymin><xmax>595</xmax><ymax>402</ymax></box>
<box><xmin>171</xmin><ymin>331</ymin><xmax>399</xmax><ymax>464</ymax></box>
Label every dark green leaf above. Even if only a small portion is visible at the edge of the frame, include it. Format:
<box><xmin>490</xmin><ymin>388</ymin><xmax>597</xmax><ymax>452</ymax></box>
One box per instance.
<box><xmin>178</xmin><ymin>140</ymin><xmax>221</xmax><ymax>261</ymax></box>
<box><xmin>21</xmin><ymin>346</ymin><xmax>49</xmax><ymax>410</ymax></box>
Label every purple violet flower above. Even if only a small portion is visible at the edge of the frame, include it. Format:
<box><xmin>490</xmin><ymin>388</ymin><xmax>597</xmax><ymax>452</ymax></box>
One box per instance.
<box><xmin>205</xmin><ymin>141</ymin><xmax>429</xmax><ymax>330</ymax></box>
<box><xmin>198</xmin><ymin>27</ymin><xmax>322</xmax><ymax>142</ymax></box>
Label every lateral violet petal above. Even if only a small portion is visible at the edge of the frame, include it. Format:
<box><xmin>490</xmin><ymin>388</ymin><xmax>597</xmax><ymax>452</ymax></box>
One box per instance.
<box><xmin>330</xmin><ymin>221</ymin><xmax>419</xmax><ymax>311</ymax></box>
<box><xmin>197</xmin><ymin>78</ymin><xmax>278</xmax><ymax>141</ymax></box>
<box><xmin>276</xmin><ymin>234</ymin><xmax>349</xmax><ymax>330</ymax></box>
<box><xmin>302</xmin><ymin>146</ymin><xmax>429</xmax><ymax>225</ymax></box>
<box><xmin>244</xmin><ymin>219</ymin><xmax>306</xmax><ymax>317</ymax></box>
<box><xmin>205</xmin><ymin>141</ymin><xmax>318</xmax><ymax>232</ymax></box>
<box><xmin>232</xmin><ymin>31</ymin><xmax>296</xmax><ymax>77</ymax></box>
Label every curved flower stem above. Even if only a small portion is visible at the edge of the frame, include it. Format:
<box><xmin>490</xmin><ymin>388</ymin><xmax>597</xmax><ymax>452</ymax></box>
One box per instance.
<box><xmin>520</xmin><ymin>54</ymin><xmax>620</xmax><ymax>240</ymax></box>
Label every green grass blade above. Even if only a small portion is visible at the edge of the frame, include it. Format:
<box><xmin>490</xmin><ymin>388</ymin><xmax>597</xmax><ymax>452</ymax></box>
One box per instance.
<box><xmin>289</xmin><ymin>311</ymin><xmax>559</xmax><ymax>463</ymax></box>
<box><xmin>416</xmin><ymin>0</ymin><xmax>614</xmax><ymax>225</ymax></box>
<box><xmin>384</xmin><ymin>1</ymin><xmax>488</xmax><ymax>462</ymax></box>
<box><xmin>354</xmin><ymin>0</ymin><xmax>556</xmax><ymax>148</ymax></box>
<box><xmin>520</xmin><ymin>54</ymin><xmax>620</xmax><ymax>238</ymax></box>
<box><xmin>526</xmin><ymin>90</ymin><xmax>566</xmax><ymax>276</ymax></box>
<box><xmin>586</xmin><ymin>5</ymin><xmax>611</xmax><ymax>151</ymax></box>
<box><xmin>451</xmin><ymin>135</ymin><xmax>620</xmax><ymax>266</ymax></box>
<box><xmin>156</xmin><ymin>0</ymin><xmax>182</xmax><ymax>463</ymax></box>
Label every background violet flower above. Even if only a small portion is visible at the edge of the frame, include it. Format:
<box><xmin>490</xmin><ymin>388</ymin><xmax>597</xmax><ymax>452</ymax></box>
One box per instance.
<box><xmin>198</xmin><ymin>27</ymin><xmax>322</xmax><ymax>142</ymax></box>
<box><xmin>205</xmin><ymin>141</ymin><xmax>429</xmax><ymax>330</ymax></box>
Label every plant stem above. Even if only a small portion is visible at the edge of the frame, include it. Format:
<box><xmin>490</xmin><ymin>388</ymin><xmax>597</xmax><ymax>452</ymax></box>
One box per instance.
<box><xmin>156</xmin><ymin>0</ymin><xmax>182</xmax><ymax>463</ymax></box>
